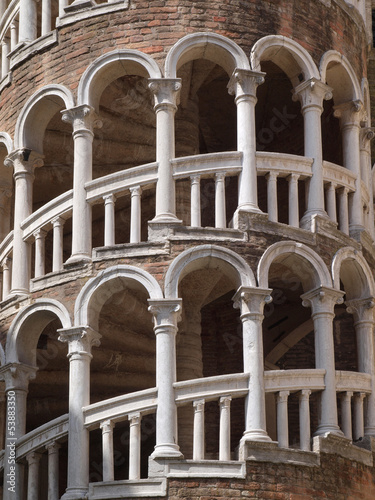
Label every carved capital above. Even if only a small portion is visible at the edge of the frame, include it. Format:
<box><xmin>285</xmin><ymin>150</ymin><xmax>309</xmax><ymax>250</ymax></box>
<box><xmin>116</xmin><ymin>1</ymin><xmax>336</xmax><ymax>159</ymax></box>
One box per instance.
<box><xmin>333</xmin><ymin>100</ymin><xmax>363</xmax><ymax>126</ymax></box>
<box><xmin>360</xmin><ymin>127</ymin><xmax>375</xmax><ymax>149</ymax></box>
<box><xmin>293</xmin><ymin>78</ymin><xmax>332</xmax><ymax>111</ymax></box>
<box><xmin>148</xmin><ymin>78</ymin><xmax>182</xmax><ymax>110</ymax></box>
<box><xmin>129</xmin><ymin>186</ymin><xmax>142</xmax><ymax>197</ymax></box>
<box><xmin>232</xmin><ymin>286</ymin><xmax>273</xmax><ymax>320</ymax></box>
<box><xmin>346</xmin><ymin>297</ymin><xmax>375</xmax><ymax>323</ymax></box>
<box><xmin>227</xmin><ymin>68</ymin><xmax>265</xmax><ymax>100</ymax></box>
<box><xmin>5</xmin><ymin>149</ymin><xmax>44</xmax><ymax>178</ymax></box>
<box><xmin>301</xmin><ymin>286</ymin><xmax>345</xmax><ymax>314</ymax></box>
<box><xmin>0</xmin><ymin>362</ymin><xmax>37</xmax><ymax>391</ymax></box>
<box><xmin>57</xmin><ymin>326</ymin><xmax>101</xmax><ymax>357</ymax></box>
<box><xmin>61</xmin><ymin>105</ymin><xmax>103</xmax><ymax>135</ymax></box>
<box><xmin>147</xmin><ymin>298</ymin><xmax>182</xmax><ymax>332</ymax></box>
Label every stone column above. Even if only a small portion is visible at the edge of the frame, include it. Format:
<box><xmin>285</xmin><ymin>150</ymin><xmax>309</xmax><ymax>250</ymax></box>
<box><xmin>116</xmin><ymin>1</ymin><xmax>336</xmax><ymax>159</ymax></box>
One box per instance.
<box><xmin>103</xmin><ymin>194</ymin><xmax>115</xmax><ymax>247</ymax></box>
<box><xmin>287</xmin><ymin>173</ymin><xmax>299</xmax><ymax>227</ymax></box>
<box><xmin>58</xmin><ymin>326</ymin><xmax>101</xmax><ymax>499</ymax></box>
<box><xmin>301</xmin><ymin>287</ymin><xmax>345</xmax><ymax>435</ymax></box>
<box><xmin>338</xmin><ymin>187</ymin><xmax>349</xmax><ymax>234</ymax></box>
<box><xmin>1</xmin><ymin>38</ymin><xmax>10</xmax><ymax>79</ymax></box>
<box><xmin>215</xmin><ymin>172</ymin><xmax>226</xmax><ymax>229</ymax></box>
<box><xmin>193</xmin><ymin>399</ymin><xmax>205</xmax><ymax>460</ymax></box>
<box><xmin>10</xmin><ymin>22</ymin><xmax>18</xmax><ymax>51</ymax></box>
<box><xmin>130</xmin><ymin>187</ymin><xmax>141</xmax><ymax>244</ymax></box>
<box><xmin>325</xmin><ymin>182</ymin><xmax>337</xmax><ymax>224</ymax></box>
<box><xmin>46</xmin><ymin>442</ymin><xmax>60</xmax><ymax>500</ymax></box>
<box><xmin>19</xmin><ymin>0</ymin><xmax>37</xmax><ymax>43</ymax></box>
<box><xmin>353</xmin><ymin>392</ymin><xmax>366</xmax><ymax>440</ymax></box>
<box><xmin>334</xmin><ymin>100</ymin><xmax>363</xmax><ymax>233</ymax></box>
<box><xmin>190</xmin><ymin>175</ymin><xmax>201</xmax><ymax>227</ymax></box>
<box><xmin>293</xmin><ymin>79</ymin><xmax>332</xmax><ymax>228</ymax></box>
<box><xmin>228</xmin><ymin>69</ymin><xmax>265</xmax><ymax>218</ymax></box>
<box><xmin>299</xmin><ymin>389</ymin><xmax>311</xmax><ymax>451</ymax></box>
<box><xmin>359</xmin><ymin>127</ymin><xmax>375</xmax><ymax>237</ymax></box>
<box><xmin>233</xmin><ymin>287</ymin><xmax>272</xmax><ymax>445</ymax></box>
<box><xmin>346</xmin><ymin>298</ymin><xmax>375</xmax><ymax>436</ymax></box>
<box><xmin>100</xmin><ymin>419</ymin><xmax>114</xmax><ymax>482</ymax></box>
<box><xmin>2</xmin><ymin>256</ymin><xmax>11</xmax><ymax>300</ymax></box>
<box><xmin>219</xmin><ymin>396</ymin><xmax>231</xmax><ymax>460</ymax></box>
<box><xmin>26</xmin><ymin>451</ymin><xmax>42</xmax><ymax>500</ymax></box>
<box><xmin>148</xmin><ymin>299</ymin><xmax>183</xmax><ymax>458</ymax></box>
<box><xmin>5</xmin><ymin>149</ymin><xmax>43</xmax><ymax>295</ymax></box>
<box><xmin>62</xmin><ymin>106</ymin><xmax>102</xmax><ymax>264</ymax></box>
<box><xmin>41</xmin><ymin>0</ymin><xmax>51</xmax><ymax>35</ymax></box>
<box><xmin>266</xmin><ymin>171</ymin><xmax>278</xmax><ymax>222</ymax></box>
<box><xmin>276</xmin><ymin>390</ymin><xmax>289</xmax><ymax>448</ymax></box>
<box><xmin>148</xmin><ymin>79</ymin><xmax>181</xmax><ymax>223</ymax></box>
<box><xmin>34</xmin><ymin>228</ymin><xmax>47</xmax><ymax>278</ymax></box>
<box><xmin>52</xmin><ymin>217</ymin><xmax>64</xmax><ymax>272</ymax></box>
<box><xmin>128</xmin><ymin>412</ymin><xmax>141</xmax><ymax>480</ymax></box>
<box><xmin>340</xmin><ymin>392</ymin><xmax>353</xmax><ymax>440</ymax></box>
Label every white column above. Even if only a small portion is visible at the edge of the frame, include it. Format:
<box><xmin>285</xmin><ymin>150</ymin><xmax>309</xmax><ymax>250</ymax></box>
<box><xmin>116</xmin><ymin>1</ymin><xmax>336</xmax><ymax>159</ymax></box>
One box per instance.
<box><xmin>52</xmin><ymin>217</ymin><xmax>64</xmax><ymax>272</ymax></box>
<box><xmin>338</xmin><ymin>187</ymin><xmax>349</xmax><ymax>234</ymax></box>
<box><xmin>100</xmin><ymin>419</ymin><xmax>114</xmax><ymax>482</ymax></box>
<box><xmin>287</xmin><ymin>173</ymin><xmax>299</xmax><ymax>227</ymax></box>
<box><xmin>359</xmin><ymin>127</ymin><xmax>375</xmax><ymax>237</ymax></box>
<box><xmin>228</xmin><ymin>69</ymin><xmax>265</xmax><ymax>215</ymax></box>
<box><xmin>0</xmin><ymin>0</ymin><xmax>7</xmax><ymax>17</ymax></box>
<box><xmin>353</xmin><ymin>393</ymin><xmax>366</xmax><ymax>441</ymax></box>
<box><xmin>2</xmin><ymin>257</ymin><xmax>11</xmax><ymax>300</ymax></box>
<box><xmin>46</xmin><ymin>442</ymin><xmax>60</xmax><ymax>500</ymax></box>
<box><xmin>59</xmin><ymin>0</ymin><xmax>69</xmax><ymax>16</ymax></box>
<box><xmin>334</xmin><ymin>101</ymin><xmax>363</xmax><ymax>233</ymax></box>
<box><xmin>190</xmin><ymin>175</ymin><xmax>201</xmax><ymax>227</ymax></box>
<box><xmin>299</xmin><ymin>390</ymin><xmax>311</xmax><ymax>451</ymax></box>
<box><xmin>58</xmin><ymin>327</ymin><xmax>101</xmax><ymax>499</ymax></box>
<box><xmin>266</xmin><ymin>171</ymin><xmax>278</xmax><ymax>222</ymax></box>
<box><xmin>233</xmin><ymin>287</ymin><xmax>272</xmax><ymax>444</ymax></box>
<box><xmin>34</xmin><ymin>228</ymin><xmax>46</xmax><ymax>278</ymax></box>
<box><xmin>41</xmin><ymin>0</ymin><xmax>51</xmax><ymax>35</ymax></box>
<box><xmin>219</xmin><ymin>396</ymin><xmax>231</xmax><ymax>461</ymax></box>
<box><xmin>294</xmin><ymin>79</ymin><xmax>332</xmax><ymax>227</ymax></box>
<box><xmin>129</xmin><ymin>412</ymin><xmax>141</xmax><ymax>480</ymax></box>
<box><xmin>325</xmin><ymin>182</ymin><xmax>337</xmax><ymax>224</ymax></box>
<box><xmin>62</xmin><ymin>106</ymin><xmax>102</xmax><ymax>264</ymax></box>
<box><xmin>193</xmin><ymin>399</ymin><xmax>205</xmax><ymax>460</ymax></box>
<box><xmin>148</xmin><ymin>299</ymin><xmax>183</xmax><ymax>458</ymax></box>
<box><xmin>215</xmin><ymin>172</ymin><xmax>226</xmax><ymax>229</ymax></box>
<box><xmin>10</xmin><ymin>22</ymin><xmax>18</xmax><ymax>51</ymax></box>
<box><xmin>1</xmin><ymin>38</ymin><xmax>10</xmax><ymax>79</ymax></box>
<box><xmin>26</xmin><ymin>452</ymin><xmax>42</xmax><ymax>500</ymax></box>
<box><xmin>148</xmin><ymin>79</ymin><xmax>181</xmax><ymax>223</ymax></box>
<box><xmin>19</xmin><ymin>0</ymin><xmax>38</xmax><ymax>42</ymax></box>
<box><xmin>5</xmin><ymin>150</ymin><xmax>43</xmax><ymax>295</ymax></box>
<box><xmin>130</xmin><ymin>187</ymin><xmax>141</xmax><ymax>244</ymax></box>
<box><xmin>276</xmin><ymin>391</ymin><xmax>289</xmax><ymax>448</ymax></box>
<box><xmin>340</xmin><ymin>392</ymin><xmax>353</xmax><ymax>440</ymax></box>
<box><xmin>103</xmin><ymin>194</ymin><xmax>115</xmax><ymax>247</ymax></box>
<box><xmin>302</xmin><ymin>287</ymin><xmax>345</xmax><ymax>435</ymax></box>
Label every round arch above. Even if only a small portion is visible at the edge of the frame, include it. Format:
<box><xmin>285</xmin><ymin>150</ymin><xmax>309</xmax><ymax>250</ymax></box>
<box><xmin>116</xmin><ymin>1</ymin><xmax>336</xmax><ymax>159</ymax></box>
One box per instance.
<box><xmin>0</xmin><ymin>132</ymin><xmax>13</xmax><ymax>154</ymax></box>
<box><xmin>165</xmin><ymin>32</ymin><xmax>250</xmax><ymax>79</ymax></box>
<box><xmin>250</xmin><ymin>35</ymin><xmax>320</xmax><ymax>86</ymax></box>
<box><xmin>77</xmin><ymin>49</ymin><xmax>163</xmax><ymax>111</ymax></box>
<box><xmin>257</xmin><ymin>241</ymin><xmax>332</xmax><ymax>291</ymax></box>
<box><xmin>164</xmin><ymin>245</ymin><xmax>256</xmax><ymax>299</ymax></box>
<box><xmin>320</xmin><ymin>50</ymin><xmax>362</xmax><ymax>104</ymax></box>
<box><xmin>332</xmin><ymin>247</ymin><xmax>375</xmax><ymax>300</ymax></box>
<box><xmin>14</xmin><ymin>84</ymin><xmax>75</xmax><ymax>152</ymax></box>
<box><xmin>74</xmin><ymin>265</ymin><xmax>163</xmax><ymax>329</ymax></box>
<box><xmin>6</xmin><ymin>299</ymin><xmax>72</xmax><ymax>366</ymax></box>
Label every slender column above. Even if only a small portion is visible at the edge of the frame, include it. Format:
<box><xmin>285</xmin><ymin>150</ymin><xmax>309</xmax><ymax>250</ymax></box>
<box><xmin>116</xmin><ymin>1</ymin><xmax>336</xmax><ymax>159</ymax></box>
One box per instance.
<box><xmin>299</xmin><ymin>389</ymin><xmax>311</xmax><ymax>451</ymax></box>
<box><xmin>287</xmin><ymin>173</ymin><xmax>299</xmax><ymax>227</ymax></box>
<box><xmin>346</xmin><ymin>298</ymin><xmax>375</xmax><ymax>436</ymax></box>
<box><xmin>100</xmin><ymin>419</ymin><xmax>114</xmax><ymax>482</ymax></box>
<box><xmin>148</xmin><ymin>299</ymin><xmax>183</xmax><ymax>458</ymax></box>
<box><xmin>148</xmin><ymin>79</ymin><xmax>181</xmax><ymax>223</ymax></box>
<box><xmin>5</xmin><ymin>150</ymin><xmax>43</xmax><ymax>294</ymax></box>
<box><xmin>233</xmin><ymin>287</ymin><xmax>272</xmax><ymax>443</ymax></box>
<box><xmin>293</xmin><ymin>79</ymin><xmax>332</xmax><ymax>227</ymax></box>
<box><xmin>103</xmin><ymin>194</ymin><xmax>115</xmax><ymax>247</ymax></box>
<box><xmin>219</xmin><ymin>396</ymin><xmax>231</xmax><ymax>461</ymax></box>
<box><xmin>59</xmin><ymin>0</ymin><xmax>69</xmax><ymax>16</ymax></box>
<box><xmin>58</xmin><ymin>327</ymin><xmax>101</xmax><ymax>499</ymax></box>
<box><xmin>46</xmin><ymin>442</ymin><xmax>60</xmax><ymax>500</ymax></box>
<box><xmin>129</xmin><ymin>412</ymin><xmax>141</xmax><ymax>480</ymax></box>
<box><xmin>10</xmin><ymin>22</ymin><xmax>18</xmax><ymax>51</ymax></box>
<box><xmin>215</xmin><ymin>172</ymin><xmax>226</xmax><ymax>229</ymax></box>
<box><xmin>266</xmin><ymin>171</ymin><xmax>278</xmax><ymax>222</ymax></box>
<box><xmin>359</xmin><ymin>127</ymin><xmax>375</xmax><ymax>237</ymax></box>
<box><xmin>276</xmin><ymin>391</ymin><xmax>289</xmax><ymax>448</ymax></box>
<box><xmin>190</xmin><ymin>175</ymin><xmax>201</xmax><ymax>227</ymax></box>
<box><xmin>41</xmin><ymin>0</ymin><xmax>51</xmax><ymax>35</ymax></box>
<box><xmin>62</xmin><ymin>106</ymin><xmax>102</xmax><ymax>264</ymax></box>
<box><xmin>26</xmin><ymin>452</ymin><xmax>42</xmax><ymax>500</ymax></box>
<box><xmin>302</xmin><ymin>287</ymin><xmax>345</xmax><ymax>435</ymax></box>
<box><xmin>33</xmin><ymin>229</ymin><xmax>47</xmax><ymax>279</ymax></box>
<box><xmin>353</xmin><ymin>393</ymin><xmax>366</xmax><ymax>441</ymax></box>
<box><xmin>340</xmin><ymin>392</ymin><xmax>353</xmax><ymax>440</ymax></box>
<box><xmin>228</xmin><ymin>69</ymin><xmax>265</xmax><ymax>215</ymax></box>
<box><xmin>193</xmin><ymin>399</ymin><xmax>205</xmax><ymax>460</ymax></box>
<box><xmin>1</xmin><ymin>38</ymin><xmax>9</xmax><ymax>79</ymax></box>
<box><xmin>325</xmin><ymin>182</ymin><xmax>337</xmax><ymax>224</ymax></box>
<box><xmin>130</xmin><ymin>187</ymin><xmax>141</xmax><ymax>244</ymax></box>
<box><xmin>2</xmin><ymin>257</ymin><xmax>11</xmax><ymax>300</ymax></box>
<box><xmin>52</xmin><ymin>217</ymin><xmax>64</xmax><ymax>272</ymax></box>
<box><xmin>338</xmin><ymin>187</ymin><xmax>349</xmax><ymax>234</ymax></box>
<box><xmin>19</xmin><ymin>0</ymin><xmax>38</xmax><ymax>42</ymax></box>
<box><xmin>334</xmin><ymin>101</ymin><xmax>363</xmax><ymax>233</ymax></box>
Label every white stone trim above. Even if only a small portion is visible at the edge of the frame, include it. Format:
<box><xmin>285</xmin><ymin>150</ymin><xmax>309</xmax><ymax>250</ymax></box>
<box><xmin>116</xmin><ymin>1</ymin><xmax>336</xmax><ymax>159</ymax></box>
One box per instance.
<box><xmin>331</xmin><ymin>246</ymin><xmax>375</xmax><ymax>297</ymax></box>
<box><xmin>0</xmin><ymin>131</ymin><xmax>13</xmax><ymax>154</ymax></box>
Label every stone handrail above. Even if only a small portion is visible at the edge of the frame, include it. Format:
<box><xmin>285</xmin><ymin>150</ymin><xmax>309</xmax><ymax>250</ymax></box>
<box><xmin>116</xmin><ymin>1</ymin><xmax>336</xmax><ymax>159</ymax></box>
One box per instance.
<box><xmin>172</xmin><ymin>151</ymin><xmax>243</xmax><ymax>178</ymax></box>
<box><xmin>323</xmin><ymin>160</ymin><xmax>356</xmax><ymax>191</ymax></box>
<box><xmin>256</xmin><ymin>151</ymin><xmax>313</xmax><ymax>178</ymax></box>
<box><xmin>264</xmin><ymin>368</ymin><xmax>326</xmax><ymax>392</ymax></box>
<box><xmin>335</xmin><ymin>370</ymin><xmax>372</xmax><ymax>392</ymax></box>
<box><xmin>0</xmin><ymin>229</ymin><xmax>13</xmax><ymax>263</ymax></box>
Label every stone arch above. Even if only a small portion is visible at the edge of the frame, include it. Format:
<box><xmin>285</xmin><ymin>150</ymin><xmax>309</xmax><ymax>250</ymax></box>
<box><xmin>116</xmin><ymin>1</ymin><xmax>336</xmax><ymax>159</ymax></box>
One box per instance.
<box><xmin>77</xmin><ymin>49</ymin><xmax>163</xmax><ymax>111</ymax></box>
<box><xmin>250</xmin><ymin>35</ymin><xmax>320</xmax><ymax>86</ymax></box>
<box><xmin>6</xmin><ymin>299</ymin><xmax>72</xmax><ymax>366</ymax></box>
<box><xmin>257</xmin><ymin>241</ymin><xmax>332</xmax><ymax>291</ymax></box>
<box><xmin>14</xmin><ymin>84</ymin><xmax>75</xmax><ymax>152</ymax></box>
<box><xmin>0</xmin><ymin>132</ymin><xmax>13</xmax><ymax>154</ymax></box>
<box><xmin>164</xmin><ymin>245</ymin><xmax>256</xmax><ymax>299</ymax></box>
<box><xmin>165</xmin><ymin>32</ymin><xmax>250</xmax><ymax>78</ymax></box>
<box><xmin>332</xmin><ymin>247</ymin><xmax>375</xmax><ymax>300</ymax></box>
<box><xmin>320</xmin><ymin>50</ymin><xmax>362</xmax><ymax>105</ymax></box>
<box><xmin>74</xmin><ymin>265</ymin><xmax>163</xmax><ymax>329</ymax></box>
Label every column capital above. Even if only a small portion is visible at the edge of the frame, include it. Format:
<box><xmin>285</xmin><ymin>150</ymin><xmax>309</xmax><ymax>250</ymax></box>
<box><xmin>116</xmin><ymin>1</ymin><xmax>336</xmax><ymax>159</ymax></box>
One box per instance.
<box><xmin>227</xmin><ymin>68</ymin><xmax>265</xmax><ymax>101</ymax></box>
<box><xmin>232</xmin><ymin>286</ymin><xmax>273</xmax><ymax>320</ymax></box>
<box><xmin>346</xmin><ymin>297</ymin><xmax>375</xmax><ymax>323</ymax></box>
<box><xmin>26</xmin><ymin>451</ymin><xmax>43</xmax><ymax>465</ymax></box>
<box><xmin>277</xmin><ymin>390</ymin><xmax>290</xmax><ymax>402</ymax></box>
<box><xmin>333</xmin><ymin>100</ymin><xmax>363</xmax><ymax>126</ymax></box>
<box><xmin>219</xmin><ymin>395</ymin><xmax>232</xmax><ymax>408</ymax></box>
<box><xmin>46</xmin><ymin>441</ymin><xmax>61</xmax><ymax>453</ymax></box>
<box><xmin>148</xmin><ymin>298</ymin><xmax>182</xmax><ymax>332</ymax></box>
<box><xmin>293</xmin><ymin>78</ymin><xmax>332</xmax><ymax>112</ymax></box>
<box><xmin>52</xmin><ymin>216</ymin><xmax>65</xmax><ymax>227</ymax></box>
<box><xmin>5</xmin><ymin>149</ymin><xmax>44</xmax><ymax>177</ymax></box>
<box><xmin>193</xmin><ymin>399</ymin><xmax>205</xmax><ymax>411</ymax></box>
<box><xmin>300</xmin><ymin>389</ymin><xmax>311</xmax><ymax>400</ymax></box>
<box><xmin>57</xmin><ymin>326</ymin><xmax>101</xmax><ymax>357</ymax></box>
<box><xmin>0</xmin><ymin>362</ymin><xmax>37</xmax><ymax>391</ymax></box>
<box><xmin>103</xmin><ymin>193</ymin><xmax>116</xmax><ymax>204</ymax></box>
<box><xmin>33</xmin><ymin>228</ymin><xmax>47</xmax><ymax>240</ymax></box>
<box><xmin>128</xmin><ymin>411</ymin><xmax>141</xmax><ymax>425</ymax></box>
<box><xmin>129</xmin><ymin>185</ymin><xmax>142</xmax><ymax>197</ymax></box>
<box><xmin>360</xmin><ymin>127</ymin><xmax>375</xmax><ymax>150</ymax></box>
<box><xmin>100</xmin><ymin>419</ymin><xmax>115</xmax><ymax>433</ymax></box>
<box><xmin>148</xmin><ymin>78</ymin><xmax>182</xmax><ymax>111</ymax></box>
<box><xmin>301</xmin><ymin>286</ymin><xmax>345</xmax><ymax>314</ymax></box>
<box><xmin>61</xmin><ymin>105</ymin><xmax>103</xmax><ymax>135</ymax></box>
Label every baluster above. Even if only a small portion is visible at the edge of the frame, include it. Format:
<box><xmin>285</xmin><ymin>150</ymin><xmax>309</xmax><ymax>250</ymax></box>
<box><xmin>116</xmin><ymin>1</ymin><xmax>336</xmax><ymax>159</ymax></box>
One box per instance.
<box><xmin>190</xmin><ymin>175</ymin><xmax>201</xmax><ymax>227</ymax></box>
<box><xmin>1</xmin><ymin>38</ymin><xmax>9</xmax><ymax>79</ymax></box>
<box><xmin>340</xmin><ymin>391</ymin><xmax>353</xmax><ymax>440</ymax></box>
<box><xmin>338</xmin><ymin>187</ymin><xmax>349</xmax><ymax>234</ymax></box>
<box><xmin>353</xmin><ymin>392</ymin><xmax>366</xmax><ymax>441</ymax></box>
<box><xmin>26</xmin><ymin>451</ymin><xmax>42</xmax><ymax>500</ymax></box>
<box><xmin>193</xmin><ymin>399</ymin><xmax>205</xmax><ymax>460</ymax></box>
<box><xmin>299</xmin><ymin>389</ymin><xmax>311</xmax><ymax>451</ymax></box>
<box><xmin>34</xmin><ymin>229</ymin><xmax>47</xmax><ymax>278</ymax></box>
<box><xmin>103</xmin><ymin>194</ymin><xmax>116</xmax><ymax>247</ymax></box>
<box><xmin>287</xmin><ymin>173</ymin><xmax>299</xmax><ymax>227</ymax></box>
<box><xmin>215</xmin><ymin>172</ymin><xmax>226</xmax><ymax>229</ymax></box>
<box><xmin>130</xmin><ymin>187</ymin><xmax>141</xmax><ymax>244</ymax></box>
<box><xmin>325</xmin><ymin>182</ymin><xmax>337</xmax><ymax>224</ymax></box>
<box><xmin>2</xmin><ymin>257</ymin><xmax>11</xmax><ymax>300</ymax></box>
<box><xmin>52</xmin><ymin>217</ymin><xmax>64</xmax><ymax>272</ymax></box>
<box><xmin>100</xmin><ymin>420</ymin><xmax>114</xmax><ymax>482</ymax></box>
<box><xmin>42</xmin><ymin>0</ymin><xmax>52</xmax><ymax>35</ymax></box>
<box><xmin>46</xmin><ymin>442</ymin><xmax>60</xmax><ymax>500</ymax></box>
<box><xmin>129</xmin><ymin>412</ymin><xmax>141</xmax><ymax>480</ymax></box>
<box><xmin>10</xmin><ymin>22</ymin><xmax>18</xmax><ymax>51</ymax></box>
<box><xmin>276</xmin><ymin>391</ymin><xmax>289</xmax><ymax>448</ymax></box>
<box><xmin>219</xmin><ymin>396</ymin><xmax>231</xmax><ymax>460</ymax></box>
<box><xmin>266</xmin><ymin>171</ymin><xmax>278</xmax><ymax>222</ymax></box>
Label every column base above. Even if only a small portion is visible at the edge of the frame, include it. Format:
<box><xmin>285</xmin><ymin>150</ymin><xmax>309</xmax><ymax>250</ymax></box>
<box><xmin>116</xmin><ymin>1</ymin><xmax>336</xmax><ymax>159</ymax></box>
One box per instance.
<box><xmin>148</xmin><ymin>219</ymin><xmax>183</xmax><ymax>241</ymax></box>
<box><xmin>313</xmin><ymin>424</ymin><xmax>344</xmax><ymax>437</ymax></box>
<box><xmin>60</xmin><ymin>487</ymin><xmax>89</xmax><ymax>500</ymax></box>
<box><xmin>151</xmin><ymin>443</ymin><xmax>184</xmax><ymax>459</ymax></box>
<box><xmin>231</xmin><ymin>209</ymin><xmax>269</xmax><ymax>231</ymax></box>
<box><xmin>300</xmin><ymin>210</ymin><xmax>331</xmax><ymax>231</ymax></box>
<box><xmin>64</xmin><ymin>253</ymin><xmax>92</xmax><ymax>268</ymax></box>
<box><xmin>238</xmin><ymin>431</ymin><xmax>272</xmax><ymax>460</ymax></box>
